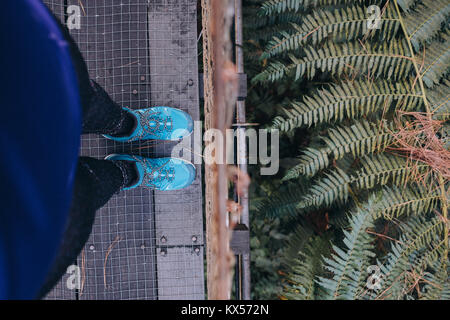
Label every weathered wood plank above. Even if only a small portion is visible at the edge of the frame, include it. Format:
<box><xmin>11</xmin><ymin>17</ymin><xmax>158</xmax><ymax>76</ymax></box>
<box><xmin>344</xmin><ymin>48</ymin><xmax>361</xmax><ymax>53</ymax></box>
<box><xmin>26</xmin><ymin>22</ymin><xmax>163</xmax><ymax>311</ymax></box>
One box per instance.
<box><xmin>148</xmin><ymin>0</ymin><xmax>205</xmax><ymax>299</ymax></box>
<box><xmin>156</xmin><ymin>247</ymin><xmax>205</xmax><ymax>300</ymax></box>
<box><xmin>148</xmin><ymin>0</ymin><xmax>203</xmax><ymax>245</ymax></box>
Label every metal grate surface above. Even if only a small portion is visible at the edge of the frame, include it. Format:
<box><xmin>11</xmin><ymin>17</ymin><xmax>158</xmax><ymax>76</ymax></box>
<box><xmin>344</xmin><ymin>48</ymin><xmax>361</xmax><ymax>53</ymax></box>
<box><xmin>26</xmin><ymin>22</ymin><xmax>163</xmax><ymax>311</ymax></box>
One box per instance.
<box><xmin>43</xmin><ymin>0</ymin><xmax>204</xmax><ymax>300</ymax></box>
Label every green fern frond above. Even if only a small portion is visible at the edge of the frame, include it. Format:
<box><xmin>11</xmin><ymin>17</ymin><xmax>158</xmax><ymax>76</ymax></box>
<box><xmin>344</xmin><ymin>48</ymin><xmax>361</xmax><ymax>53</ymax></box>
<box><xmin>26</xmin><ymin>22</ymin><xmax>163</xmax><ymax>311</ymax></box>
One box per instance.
<box><xmin>299</xmin><ymin>167</ymin><xmax>351</xmax><ymax>208</ymax></box>
<box><xmin>283</xmin><ymin>235</ymin><xmax>331</xmax><ymax>300</ymax></box>
<box><xmin>252</xmin><ymin>60</ymin><xmax>288</xmax><ymax>83</ymax></box>
<box><xmin>284</xmin><ymin>120</ymin><xmax>395</xmax><ymax>179</ymax></box>
<box><xmin>352</xmin><ymin>153</ymin><xmax>429</xmax><ymax>190</ymax></box>
<box><xmin>254</xmin><ymin>184</ymin><xmax>307</xmax><ymax>218</ymax></box>
<box><xmin>263</xmin><ymin>5</ymin><xmax>400</xmax><ymax>58</ymax></box>
<box><xmin>299</xmin><ymin>153</ymin><xmax>430</xmax><ymax>209</ymax></box>
<box><xmin>291</xmin><ymin>40</ymin><xmax>413</xmax><ymax>80</ymax></box>
<box><xmin>377</xmin><ymin>215</ymin><xmax>446</xmax><ymax>299</ymax></box>
<box><xmin>247</xmin><ymin>24</ymin><xmax>300</xmax><ymax>43</ymax></box>
<box><xmin>396</xmin><ymin>0</ymin><xmax>420</xmax><ymax>12</ymax></box>
<box><xmin>283</xmin><ymin>147</ymin><xmax>330</xmax><ymax>179</ymax></box>
<box><xmin>421</xmin><ymin>261</ymin><xmax>450</xmax><ymax>300</ymax></box>
<box><xmin>376</xmin><ymin>234</ymin><xmax>414</xmax><ymax>299</ymax></box>
<box><xmin>318</xmin><ymin>199</ymin><xmax>377</xmax><ymax>300</ymax></box>
<box><xmin>259</xmin><ymin>0</ymin><xmax>373</xmax><ymax>15</ymax></box>
<box><xmin>324</xmin><ymin>120</ymin><xmax>394</xmax><ymax>160</ymax></box>
<box><xmin>284</xmin><ymin>252</ymin><xmax>318</xmax><ymax>299</ymax></box>
<box><xmin>256</xmin><ymin>40</ymin><xmax>414</xmax><ymax>83</ymax></box>
<box><xmin>420</xmin><ymin>33</ymin><xmax>450</xmax><ymax>88</ymax></box>
<box><xmin>429</xmin><ymin>79</ymin><xmax>450</xmax><ymax>120</ymax></box>
<box><xmin>273</xmin><ymin>80</ymin><xmax>423</xmax><ymax>131</ymax></box>
<box><xmin>260</xmin><ymin>0</ymin><xmax>307</xmax><ymax>15</ymax></box>
<box><xmin>247</xmin><ymin>8</ymin><xmax>304</xmax><ymax>29</ymax></box>
<box><xmin>253</xmin><ymin>0</ymin><xmax>449</xmax><ymax>300</ymax></box>
<box><xmin>283</xmin><ymin>222</ymin><xmax>315</xmax><ymax>267</ymax></box>
<box><xmin>403</xmin><ymin>0</ymin><xmax>450</xmax><ymax>51</ymax></box>
<box><xmin>412</xmin><ymin>240</ymin><xmax>448</xmax><ymax>276</ymax></box>
<box><xmin>245</xmin><ymin>8</ymin><xmax>305</xmax><ymax>41</ymax></box>
<box><xmin>373</xmin><ymin>186</ymin><xmax>441</xmax><ymax>220</ymax></box>
<box><xmin>399</xmin><ymin>215</ymin><xmax>446</xmax><ymax>255</ymax></box>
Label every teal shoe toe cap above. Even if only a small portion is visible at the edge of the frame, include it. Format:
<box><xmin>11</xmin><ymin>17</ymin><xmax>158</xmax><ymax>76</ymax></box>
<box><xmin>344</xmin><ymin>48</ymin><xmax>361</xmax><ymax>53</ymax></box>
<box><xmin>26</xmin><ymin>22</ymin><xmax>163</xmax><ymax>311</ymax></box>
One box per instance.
<box><xmin>168</xmin><ymin>158</ymin><xmax>196</xmax><ymax>190</ymax></box>
<box><xmin>159</xmin><ymin>107</ymin><xmax>194</xmax><ymax>141</ymax></box>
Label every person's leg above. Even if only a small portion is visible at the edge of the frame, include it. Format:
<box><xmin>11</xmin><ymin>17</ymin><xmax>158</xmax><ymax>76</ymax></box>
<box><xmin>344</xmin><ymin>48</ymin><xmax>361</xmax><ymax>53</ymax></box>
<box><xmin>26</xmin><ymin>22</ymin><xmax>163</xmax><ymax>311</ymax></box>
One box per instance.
<box><xmin>37</xmin><ymin>157</ymin><xmax>137</xmax><ymax>298</ymax></box>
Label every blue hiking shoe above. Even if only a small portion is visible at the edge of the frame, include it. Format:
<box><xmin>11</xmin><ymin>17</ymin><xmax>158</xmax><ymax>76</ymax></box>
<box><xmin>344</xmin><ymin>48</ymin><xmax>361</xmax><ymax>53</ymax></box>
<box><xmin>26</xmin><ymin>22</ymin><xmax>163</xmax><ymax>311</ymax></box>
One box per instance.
<box><xmin>103</xmin><ymin>106</ymin><xmax>193</xmax><ymax>142</ymax></box>
<box><xmin>105</xmin><ymin>154</ymin><xmax>196</xmax><ymax>191</ymax></box>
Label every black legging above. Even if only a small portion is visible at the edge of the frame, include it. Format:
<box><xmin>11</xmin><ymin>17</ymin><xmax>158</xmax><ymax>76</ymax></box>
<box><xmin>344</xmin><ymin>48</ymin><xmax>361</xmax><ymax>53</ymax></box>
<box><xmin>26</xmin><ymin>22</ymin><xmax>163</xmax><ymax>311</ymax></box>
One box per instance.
<box><xmin>37</xmin><ymin>13</ymin><xmax>136</xmax><ymax>298</ymax></box>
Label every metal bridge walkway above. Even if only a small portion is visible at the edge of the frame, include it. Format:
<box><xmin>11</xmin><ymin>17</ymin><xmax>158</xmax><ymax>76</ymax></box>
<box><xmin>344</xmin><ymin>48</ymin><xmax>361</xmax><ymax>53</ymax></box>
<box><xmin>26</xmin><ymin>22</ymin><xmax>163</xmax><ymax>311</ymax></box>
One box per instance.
<box><xmin>43</xmin><ymin>0</ymin><xmax>204</xmax><ymax>300</ymax></box>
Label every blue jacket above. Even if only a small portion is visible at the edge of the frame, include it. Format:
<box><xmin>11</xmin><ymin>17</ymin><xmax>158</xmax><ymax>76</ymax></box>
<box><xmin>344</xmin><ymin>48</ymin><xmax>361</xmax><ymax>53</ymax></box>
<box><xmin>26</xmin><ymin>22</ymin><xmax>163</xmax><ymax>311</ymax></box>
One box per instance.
<box><xmin>0</xmin><ymin>0</ymin><xmax>81</xmax><ymax>299</ymax></box>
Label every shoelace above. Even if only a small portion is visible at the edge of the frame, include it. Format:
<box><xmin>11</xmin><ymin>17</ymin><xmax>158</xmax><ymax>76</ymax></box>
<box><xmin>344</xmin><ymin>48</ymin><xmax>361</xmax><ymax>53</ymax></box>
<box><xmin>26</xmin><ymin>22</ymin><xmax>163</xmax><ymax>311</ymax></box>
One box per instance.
<box><xmin>140</xmin><ymin>158</ymin><xmax>175</xmax><ymax>189</ymax></box>
<box><xmin>139</xmin><ymin>110</ymin><xmax>173</xmax><ymax>138</ymax></box>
